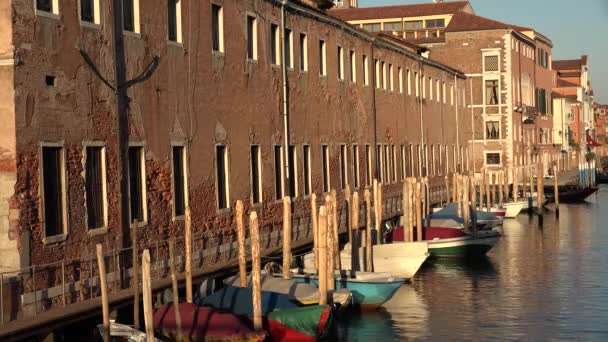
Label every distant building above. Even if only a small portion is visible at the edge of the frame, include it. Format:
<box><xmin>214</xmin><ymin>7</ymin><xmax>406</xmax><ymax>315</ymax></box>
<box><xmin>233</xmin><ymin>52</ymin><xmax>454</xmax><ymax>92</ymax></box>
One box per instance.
<box><xmin>333</xmin><ymin>1</ymin><xmax>562</xmax><ymax>176</ymax></box>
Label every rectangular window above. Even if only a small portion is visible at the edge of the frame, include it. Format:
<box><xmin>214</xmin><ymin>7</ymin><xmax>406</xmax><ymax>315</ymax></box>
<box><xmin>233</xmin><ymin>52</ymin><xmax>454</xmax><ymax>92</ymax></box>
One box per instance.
<box><xmin>123</xmin><ymin>0</ymin><xmax>135</xmax><ymax>32</ymax></box>
<box><xmin>436</xmin><ymin>79</ymin><xmax>440</xmax><ymax>102</ymax></box>
<box><xmin>303</xmin><ymin>145</ymin><xmax>311</xmax><ymax>195</ymax></box>
<box><xmin>391</xmin><ymin>145</ymin><xmax>397</xmax><ymax>183</ymax></box>
<box><xmin>128</xmin><ymin>146</ymin><xmax>146</xmax><ymax>223</ymax></box>
<box><xmin>421</xmin><ymin>74</ymin><xmax>425</xmax><ymax>98</ymax></box>
<box><xmin>299</xmin><ymin>33</ymin><xmax>308</xmax><ymax>71</ymax></box>
<box><xmin>376</xmin><ymin>145</ymin><xmax>382</xmax><ymax>183</ymax></box>
<box><xmin>168</xmin><ymin>0</ymin><xmax>182</xmax><ymax>43</ymax></box>
<box><xmin>383</xmin><ymin>145</ymin><xmax>389</xmax><ymax>183</ymax></box>
<box><xmin>338</xmin><ymin>46</ymin><xmax>344</xmax><ymax>80</ymax></box>
<box><xmin>363</xmin><ymin>55</ymin><xmax>369</xmax><ymax>86</ymax></box>
<box><xmin>288</xmin><ymin>145</ymin><xmax>298</xmax><ymax>198</ymax></box>
<box><xmin>172</xmin><ymin>146</ymin><xmax>187</xmax><ymax>217</ymax></box>
<box><xmin>429</xmin><ymin>145</ymin><xmax>435</xmax><ymax>176</ymax></box>
<box><xmin>271</xmin><ymin>24</ymin><xmax>280</xmax><ymax>65</ymax></box>
<box><xmin>80</xmin><ymin>0</ymin><xmax>100</xmax><ymax>24</ymax></box>
<box><xmin>486</xmin><ymin>80</ymin><xmax>499</xmax><ymax>105</ymax></box>
<box><xmin>364</xmin><ymin>145</ymin><xmax>372</xmax><ymax>186</ymax></box>
<box><xmin>382</xmin><ymin>62</ymin><xmax>387</xmax><ymax>90</ymax></box>
<box><xmin>486</xmin><ymin>121</ymin><xmax>500</xmax><ymax>140</ymax></box>
<box><xmin>250</xmin><ymin>145</ymin><xmax>262</xmax><ymax>204</ymax></box>
<box><xmin>353</xmin><ymin>145</ymin><xmax>360</xmax><ymax>188</ymax></box>
<box><xmin>384</xmin><ymin>21</ymin><xmax>403</xmax><ymax>32</ymax></box>
<box><xmin>362</xmin><ymin>23</ymin><xmax>382</xmax><ymax>32</ymax></box>
<box><xmin>408</xmin><ymin>145</ymin><xmax>414</xmax><ymax>177</ymax></box>
<box><xmin>400</xmin><ymin>145</ymin><xmax>406</xmax><ymax>181</ymax></box>
<box><xmin>442</xmin><ymin>82</ymin><xmax>446</xmax><ymax>103</ymax></box>
<box><xmin>405</xmin><ymin>20</ymin><xmax>423</xmax><ymax>30</ymax></box>
<box><xmin>319</xmin><ymin>40</ymin><xmax>327</xmax><ymax>76</ymax></box>
<box><xmin>212</xmin><ymin>4</ymin><xmax>224</xmax><ymax>52</ymax></box>
<box><xmin>407</xmin><ymin>69</ymin><xmax>412</xmax><ymax>95</ymax></box>
<box><xmin>285</xmin><ymin>28</ymin><xmax>293</xmax><ymax>68</ymax></box>
<box><xmin>421</xmin><ymin>144</ymin><xmax>427</xmax><ymax>177</ymax></box>
<box><xmin>247</xmin><ymin>15</ymin><xmax>257</xmax><ymax>60</ymax></box>
<box><xmin>450</xmin><ymin>84</ymin><xmax>454</xmax><ymax>105</ymax></box>
<box><xmin>322</xmin><ymin>145</ymin><xmax>330</xmax><ymax>192</ymax></box>
<box><xmin>425</xmin><ymin>19</ymin><xmax>445</xmax><ymax>28</ymax></box>
<box><xmin>398</xmin><ymin>67</ymin><xmax>403</xmax><ymax>93</ymax></box>
<box><xmin>215</xmin><ymin>145</ymin><xmax>230</xmax><ymax>209</ymax></box>
<box><xmin>375</xmin><ymin>59</ymin><xmax>381</xmax><ymax>88</ymax></box>
<box><xmin>389</xmin><ymin>64</ymin><xmax>394</xmax><ymax>91</ymax></box>
<box><xmin>274</xmin><ymin>145</ymin><xmax>284</xmax><ymax>200</ymax></box>
<box><xmin>486</xmin><ymin>152</ymin><xmax>501</xmax><ymax>165</ymax></box>
<box><xmin>429</xmin><ymin>77</ymin><xmax>433</xmax><ymax>100</ymax></box>
<box><xmin>350</xmin><ymin>50</ymin><xmax>356</xmax><ymax>83</ymax></box>
<box><xmin>85</xmin><ymin>146</ymin><xmax>107</xmax><ymax>230</ymax></box>
<box><xmin>484</xmin><ymin>55</ymin><xmax>499</xmax><ymax>72</ymax></box>
<box><xmin>41</xmin><ymin>146</ymin><xmax>66</xmax><ymax>238</ymax></box>
<box><xmin>340</xmin><ymin>144</ymin><xmax>348</xmax><ymax>189</ymax></box>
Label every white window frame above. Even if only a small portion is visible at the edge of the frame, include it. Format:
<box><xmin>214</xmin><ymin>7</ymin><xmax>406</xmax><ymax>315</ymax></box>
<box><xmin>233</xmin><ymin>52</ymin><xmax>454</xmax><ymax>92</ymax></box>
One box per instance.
<box><xmin>322</xmin><ymin>144</ymin><xmax>330</xmax><ymax>193</ymax></box>
<box><xmin>429</xmin><ymin>77</ymin><xmax>433</xmax><ymax>100</ymax></box>
<box><xmin>319</xmin><ymin>40</ymin><xmax>327</xmax><ymax>76</ymax></box>
<box><xmin>484</xmin><ymin>151</ymin><xmax>502</xmax><ymax>167</ymax></box>
<box><xmin>375</xmin><ymin>59</ymin><xmax>381</xmax><ymax>88</ymax></box>
<box><xmin>215</xmin><ymin>144</ymin><xmax>231</xmax><ymax>211</ymax></box>
<box><xmin>40</xmin><ymin>142</ymin><xmax>69</xmax><ymax>244</ymax></box>
<box><xmin>353</xmin><ymin>144</ymin><xmax>360</xmax><ymax>189</ymax></box>
<box><xmin>123</xmin><ymin>0</ymin><xmax>141</xmax><ymax>34</ymax></box>
<box><xmin>211</xmin><ymin>3</ymin><xmax>224</xmax><ymax>53</ymax></box>
<box><xmin>485</xmin><ymin>118</ymin><xmax>501</xmax><ymax>141</ymax></box>
<box><xmin>171</xmin><ymin>143</ymin><xmax>189</xmax><ymax>220</ymax></box>
<box><xmin>389</xmin><ymin>64</ymin><xmax>394</xmax><ymax>92</ymax></box>
<box><xmin>391</xmin><ymin>145</ymin><xmax>397</xmax><ymax>183</ymax></box>
<box><xmin>337</xmin><ymin>45</ymin><xmax>344</xmax><ymax>80</ymax></box>
<box><xmin>128</xmin><ymin>142</ymin><xmax>148</xmax><ymax>227</ymax></box>
<box><xmin>79</xmin><ymin>0</ymin><xmax>101</xmax><ymax>27</ymax></box>
<box><xmin>271</xmin><ymin>23</ymin><xmax>280</xmax><ymax>66</ymax></box>
<box><xmin>415</xmin><ymin>72</ymin><xmax>419</xmax><ymax>97</ymax></box>
<box><xmin>363</xmin><ymin>55</ymin><xmax>369</xmax><ymax>86</ymax></box>
<box><xmin>350</xmin><ymin>50</ymin><xmax>357</xmax><ymax>83</ymax></box>
<box><xmin>299</xmin><ymin>33</ymin><xmax>308</xmax><ymax>72</ymax></box>
<box><xmin>407</xmin><ymin>69</ymin><xmax>411</xmax><ymax>95</ymax></box>
<box><xmin>366</xmin><ymin>144</ymin><xmax>372</xmax><ymax>186</ymax></box>
<box><xmin>83</xmin><ymin>142</ymin><xmax>109</xmax><ymax>235</ymax></box>
<box><xmin>285</xmin><ymin>28</ymin><xmax>294</xmax><ymax>69</ymax></box>
<box><xmin>340</xmin><ymin>144</ymin><xmax>348</xmax><ymax>189</ymax></box>
<box><xmin>398</xmin><ymin>67</ymin><xmax>403</xmax><ymax>94</ymax></box>
<box><xmin>35</xmin><ymin>0</ymin><xmax>60</xmax><ymax>18</ymax></box>
<box><xmin>274</xmin><ymin>145</ymin><xmax>285</xmax><ymax>201</ymax></box>
<box><xmin>382</xmin><ymin>61</ymin><xmax>387</xmax><ymax>90</ymax></box>
<box><xmin>250</xmin><ymin>145</ymin><xmax>263</xmax><ymax>205</ymax></box>
<box><xmin>442</xmin><ymin>82</ymin><xmax>446</xmax><ymax>103</ymax></box>
<box><xmin>288</xmin><ymin>145</ymin><xmax>299</xmax><ymax>198</ymax></box>
<box><xmin>167</xmin><ymin>0</ymin><xmax>183</xmax><ymax>43</ymax></box>
<box><xmin>482</xmin><ymin>50</ymin><xmax>501</xmax><ymax>74</ymax></box>
<box><xmin>436</xmin><ymin>79</ymin><xmax>440</xmax><ymax>102</ymax></box>
<box><xmin>303</xmin><ymin>144</ymin><xmax>312</xmax><ymax>195</ymax></box>
<box><xmin>246</xmin><ymin>13</ymin><xmax>258</xmax><ymax>61</ymax></box>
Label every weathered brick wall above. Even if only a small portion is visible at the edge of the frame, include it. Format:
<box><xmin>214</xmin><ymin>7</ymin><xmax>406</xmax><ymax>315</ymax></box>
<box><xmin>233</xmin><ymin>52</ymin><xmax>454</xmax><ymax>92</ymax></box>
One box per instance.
<box><xmin>8</xmin><ymin>0</ymin><xmax>467</xmax><ymax>279</ymax></box>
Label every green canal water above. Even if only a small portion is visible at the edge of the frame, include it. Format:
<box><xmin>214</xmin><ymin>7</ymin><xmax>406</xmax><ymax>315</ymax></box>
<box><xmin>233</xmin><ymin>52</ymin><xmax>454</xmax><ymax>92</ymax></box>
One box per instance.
<box><xmin>336</xmin><ymin>185</ymin><xmax>608</xmax><ymax>341</ymax></box>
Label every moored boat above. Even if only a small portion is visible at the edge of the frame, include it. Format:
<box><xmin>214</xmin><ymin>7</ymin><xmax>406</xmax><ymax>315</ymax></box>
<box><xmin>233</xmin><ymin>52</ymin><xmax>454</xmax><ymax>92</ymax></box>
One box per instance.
<box><xmin>431</xmin><ymin>203</ymin><xmax>502</xmax><ymax>228</ymax></box>
<box><xmin>545</xmin><ymin>187</ymin><xmax>599</xmax><ymax>203</ymax></box>
<box><xmin>425</xmin><ymin>227</ymin><xmax>501</xmax><ymax>258</ymax></box>
<box><xmin>503</xmin><ymin>201</ymin><xmax>525</xmax><ymax>217</ymax></box>
<box><xmin>153</xmin><ymin>302</ymin><xmax>266</xmax><ymax>342</ymax></box>
<box><xmin>289</xmin><ymin>272</ymin><xmax>404</xmax><ymax>308</ymax></box>
<box><xmin>96</xmin><ymin>322</ymin><xmax>163</xmax><ymax>342</ymax></box>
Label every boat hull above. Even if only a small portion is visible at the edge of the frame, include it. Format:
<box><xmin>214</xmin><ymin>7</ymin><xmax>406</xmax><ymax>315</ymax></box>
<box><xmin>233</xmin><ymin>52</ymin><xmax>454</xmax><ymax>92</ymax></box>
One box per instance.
<box><xmin>545</xmin><ymin>187</ymin><xmax>599</xmax><ymax>204</ymax></box>
<box><xmin>503</xmin><ymin>202</ymin><xmax>524</xmax><ymax>217</ymax></box>
<box><xmin>427</xmin><ymin>231</ymin><xmax>501</xmax><ymax>258</ymax></box>
<box><xmin>290</xmin><ymin>273</ymin><xmax>404</xmax><ymax>307</ymax></box>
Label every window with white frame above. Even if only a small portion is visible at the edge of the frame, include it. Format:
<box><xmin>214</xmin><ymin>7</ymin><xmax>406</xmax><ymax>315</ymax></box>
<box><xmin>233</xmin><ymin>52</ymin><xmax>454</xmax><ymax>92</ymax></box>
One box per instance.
<box><xmin>375</xmin><ymin>59</ymin><xmax>381</xmax><ymax>88</ymax></box>
<box><xmin>376</xmin><ymin>145</ymin><xmax>383</xmax><ymax>183</ymax></box>
<box><xmin>247</xmin><ymin>15</ymin><xmax>258</xmax><ymax>60</ymax></box>
<box><xmin>303</xmin><ymin>145</ymin><xmax>311</xmax><ymax>195</ymax></box>
<box><xmin>322</xmin><ymin>145</ymin><xmax>330</xmax><ymax>192</ymax></box>
<box><xmin>398</xmin><ymin>67</ymin><xmax>403</xmax><ymax>93</ymax></box>
<box><xmin>442</xmin><ymin>82</ymin><xmax>446</xmax><ymax>103</ymax></box>
<box><xmin>274</xmin><ymin>145</ymin><xmax>284</xmax><ymax>200</ymax></box>
<box><xmin>340</xmin><ymin>144</ymin><xmax>348</xmax><ymax>189</ymax></box>
<box><xmin>407</xmin><ymin>69</ymin><xmax>411</xmax><ymax>95</ymax></box>
<box><xmin>350</xmin><ymin>50</ymin><xmax>356</xmax><ymax>83</ymax></box>
<box><xmin>391</xmin><ymin>145</ymin><xmax>397</xmax><ymax>183</ymax></box>
<box><xmin>216</xmin><ymin>145</ymin><xmax>230</xmax><ymax>209</ymax></box>
<box><xmin>353</xmin><ymin>145</ymin><xmax>360</xmax><ymax>188</ymax></box>
<box><xmin>429</xmin><ymin>77</ymin><xmax>433</xmax><ymax>100</ymax></box>
<box><xmin>212</xmin><ymin>3</ymin><xmax>224</xmax><ymax>52</ymax></box>
<box><xmin>319</xmin><ymin>40</ymin><xmax>327</xmax><ymax>76</ymax></box>
<box><xmin>123</xmin><ymin>0</ymin><xmax>141</xmax><ymax>33</ymax></box>
<box><xmin>80</xmin><ymin>0</ymin><xmax>100</xmax><ymax>24</ymax></box>
<box><xmin>168</xmin><ymin>0</ymin><xmax>182</xmax><ymax>42</ymax></box>
<box><xmin>383</xmin><ymin>145</ymin><xmax>390</xmax><ymax>182</ymax></box>
<box><xmin>128</xmin><ymin>145</ymin><xmax>147</xmax><ymax>223</ymax></box>
<box><xmin>415</xmin><ymin>71</ymin><xmax>419</xmax><ymax>97</ymax></box>
<box><xmin>288</xmin><ymin>145</ymin><xmax>298</xmax><ymax>198</ymax></box>
<box><xmin>363</xmin><ymin>55</ymin><xmax>369</xmax><ymax>86</ymax></box>
<box><xmin>37</xmin><ymin>0</ymin><xmax>59</xmax><ymax>16</ymax></box>
<box><xmin>389</xmin><ymin>64</ymin><xmax>394</xmax><ymax>91</ymax></box>
<box><xmin>436</xmin><ymin>79</ymin><xmax>440</xmax><ymax>102</ymax></box>
<box><xmin>41</xmin><ymin>145</ymin><xmax>67</xmax><ymax>239</ymax></box>
<box><xmin>429</xmin><ymin>145</ymin><xmax>435</xmax><ymax>176</ymax></box>
<box><xmin>382</xmin><ymin>61</ymin><xmax>387</xmax><ymax>90</ymax></box>
<box><xmin>486</xmin><ymin>121</ymin><xmax>500</xmax><ymax>140</ymax></box>
<box><xmin>365</xmin><ymin>144</ymin><xmax>372</xmax><ymax>186</ymax></box>
<box><xmin>400</xmin><ymin>145</ymin><xmax>405</xmax><ymax>180</ymax></box>
<box><xmin>171</xmin><ymin>145</ymin><xmax>188</xmax><ymax>218</ymax></box>
<box><xmin>250</xmin><ymin>145</ymin><xmax>262</xmax><ymax>204</ymax></box>
<box><xmin>337</xmin><ymin>46</ymin><xmax>344</xmax><ymax>80</ymax></box>
<box><xmin>486</xmin><ymin>80</ymin><xmax>499</xmax><ymax>105</ymax></box>
<box><xmin>271</xmin><ymin>24</ymin><xmax>280</xmax><ymax>65</ymax></box>
<box><xmin>285</xmin><ymin>28</ymin><xmax>293</xmax><ymax>68</ymax></box>
<box><xmin>484</xmin><ymin>55</ymin><xmax>499</xmax><ymax>72</ymax></box>
<box><xmin>422</xmin><ymin>74</ymin><xmax>426</xmax><ymax>99</ymax></box>
<box><xmin>450</xmin><ymin>83</ymin><xmax>454</xmax><ymax>105</ymax></box>
<box><xmin>486</xmin><ymin>152</ymin><xmax>501</xmax><ymax>166</ymax></box>
<box><xmin>299</xmin><ymin>33</ymin><xmax>308</xmax><ymax>71</ymax></box>
<box><xmin>85</xmin><ymin>144</ymin><xmax>107</xmax><ymax>230</ymax></box>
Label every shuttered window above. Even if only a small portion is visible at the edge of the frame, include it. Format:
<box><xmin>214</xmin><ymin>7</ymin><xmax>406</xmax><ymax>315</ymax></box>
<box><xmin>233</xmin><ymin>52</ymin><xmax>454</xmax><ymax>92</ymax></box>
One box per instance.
<box><xmin>172</xmin><ymin>146</ymin><xmax>186</xmax><ymax>217</ymax></box>
<box><xmin>86</xmin><ymin>146</ymin><xmax>105</xmax><ymax>229</ymax></box>
<box><xmin>129</xmin><ymin>146</ymin><xmax>145</xmax><ymax>223</ymax></box>
<box><xmin>42</xmin><ymin>147</ymin><xmax>65</xmax><ymax>237</ymax></box>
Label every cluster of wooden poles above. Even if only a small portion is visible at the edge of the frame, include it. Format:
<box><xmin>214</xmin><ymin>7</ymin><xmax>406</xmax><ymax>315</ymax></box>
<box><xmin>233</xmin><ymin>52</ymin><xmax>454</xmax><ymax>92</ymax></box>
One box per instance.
<box><xmin>94</xmin><ymin>164</ymin><xmax>562</xmax><ymax>341</ymax></box>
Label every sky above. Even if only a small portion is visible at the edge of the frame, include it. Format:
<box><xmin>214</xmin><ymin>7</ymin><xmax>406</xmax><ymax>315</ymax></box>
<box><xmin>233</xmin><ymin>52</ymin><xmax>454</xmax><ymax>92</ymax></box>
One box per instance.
<box><xmin>359</xmin><ymin>0</ymin><xmax>608</xmax><ymax>104</ymax></box>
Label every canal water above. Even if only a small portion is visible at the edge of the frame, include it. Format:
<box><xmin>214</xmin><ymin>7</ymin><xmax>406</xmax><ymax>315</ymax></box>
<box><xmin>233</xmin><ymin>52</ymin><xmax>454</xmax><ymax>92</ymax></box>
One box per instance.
<box><xmin>337</xmin><ymin>186</ymin><xmax>608</xmax><ymax>341</ymax></box>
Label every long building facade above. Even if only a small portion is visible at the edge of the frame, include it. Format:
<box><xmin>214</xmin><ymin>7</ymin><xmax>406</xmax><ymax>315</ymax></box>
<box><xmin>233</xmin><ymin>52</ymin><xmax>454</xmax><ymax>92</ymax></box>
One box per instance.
<box><xmin>0</xmin><ymin>0</ymin><xmax>469</xmax><ymax>289</ymax></box>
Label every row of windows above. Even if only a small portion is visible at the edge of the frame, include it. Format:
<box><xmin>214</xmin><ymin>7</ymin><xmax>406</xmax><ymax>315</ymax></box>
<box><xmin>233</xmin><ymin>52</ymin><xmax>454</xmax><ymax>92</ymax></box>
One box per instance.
<box><xmin>38</xmin><ymin>141</ymin><xmax>466</xmax><ymax>240</ymax></box>
<box><xmin>361</xmin><ymin>18</ymin><xmax>445</xmax><ymax>33</ymax></box>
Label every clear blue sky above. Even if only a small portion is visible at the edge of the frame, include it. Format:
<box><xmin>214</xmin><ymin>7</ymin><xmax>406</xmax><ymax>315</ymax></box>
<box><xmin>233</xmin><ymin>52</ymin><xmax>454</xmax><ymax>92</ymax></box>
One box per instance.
<box><xmin>359</xmin><ymin>0</ymin><xmax>608</xmax><ymax>104</ymax></box>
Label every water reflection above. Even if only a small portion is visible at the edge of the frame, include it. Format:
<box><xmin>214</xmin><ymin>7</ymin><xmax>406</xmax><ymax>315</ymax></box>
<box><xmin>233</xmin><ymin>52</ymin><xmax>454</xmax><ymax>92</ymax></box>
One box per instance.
<box><xmin>339</xmin><ymin>186</ymin><xmax>608</xmax><ymax>341</ymax></box>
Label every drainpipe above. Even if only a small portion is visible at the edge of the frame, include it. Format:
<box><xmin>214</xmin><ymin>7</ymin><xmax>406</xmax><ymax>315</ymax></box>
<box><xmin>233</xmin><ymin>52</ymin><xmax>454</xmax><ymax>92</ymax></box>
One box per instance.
<box><xmin>418</xmin><ymin>61</ymin><xmax>425</xmax><ymax>177</ymax></box>
<box><xmin>280</xmin><ymin>0</ymin><xmax>291</xmax><ymax>198</ymax></box>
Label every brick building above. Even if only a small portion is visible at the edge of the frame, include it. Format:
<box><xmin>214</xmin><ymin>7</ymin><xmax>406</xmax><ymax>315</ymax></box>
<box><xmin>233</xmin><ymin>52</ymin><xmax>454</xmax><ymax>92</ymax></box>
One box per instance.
<box><xmin>0</xmin><ymin>0</ymin><xmax>468</xmax><ymax>291</ymax></box>
<box><xmin>332</xmin><ymin>1</ymin><xmax>561</xmax><ymax>177</ymax></box>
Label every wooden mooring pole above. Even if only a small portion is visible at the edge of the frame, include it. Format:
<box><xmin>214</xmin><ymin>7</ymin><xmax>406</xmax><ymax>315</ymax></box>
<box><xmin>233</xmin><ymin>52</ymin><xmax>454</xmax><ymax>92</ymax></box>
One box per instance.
<box><xmin>351</xmin><ymin>191</ymin><xmax>359</xmax><ymax>270</ymax></box>
<box><xmin>416</xmin><ymin>182</ymin><xmax>422</xmax><ymax>242</ymax></box>
<box><xmin>282</xmin><ymin>197</ymin><xmax>292</xmax><ymax>280</ymax></box>
<box><xmin>554</xmin><ymin>165</ymin><xmax>560</xmax><ymax>216</ymax></box>
<box><xmin>325</xmin><ymin>195</ymin><xmax>335</xmax><ymax>291</ymax></box>
<box><xmin>364</xmin><ymin>189</ymin><xmax>373</xmax><ymax>272</ymax></box>
<box><xmin>142</xmin><ymin>249</ymin><xmax>154</xmax><ymax>342</ymax></box>
<box><xmin>185</xmin><ymin>207</ymin><xmax>193</xmax><ymax>303</ymax></box>
<box><xmin>536</xmin><ymin>163</ymin><xmax>544</xmax><ymax>225</ymax></box>
<box><xmin>318</xmin><ymin>206</ymin><xmax>328</xmax><ymax>305</ymax></box>
<box><xmin>96</xmin><ymin>245</ymin><xmax>110</xmax><ymax>342</ymax></box>
<box><xmin>311</xmin><ymin>193</ymin><xmax>319</xmax><ymax>272</ymax></box>
<box><xmin>168</xmin><ymin>240</ymin><xmax>183</xmax><ymax>341</ymax></box>
<box><xmin>236</xmin><ymin>200</ymin><xmax>247</xmax><ymax>288</ymax></box>
<box><xmin>249</xmin><ymin>212</ymin><xmax>262</xmax><ymax>330</ymax></box>
<box><xmin>131</xmin><ymin>222</ymin><xmax>139</xmax><ymax>329</ymax></box>
<box><xmin>331</xmin><ymin>190</ymin><xmax>340</xmax><ymax>270</ymax></box>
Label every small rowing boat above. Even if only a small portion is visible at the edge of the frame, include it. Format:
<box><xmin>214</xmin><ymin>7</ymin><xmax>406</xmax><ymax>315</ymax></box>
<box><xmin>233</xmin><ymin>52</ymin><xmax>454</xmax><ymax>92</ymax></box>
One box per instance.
<box><xmin>545</xmin><ymin>187</ymin><xmax>599</xmax><ymax>204</ymax></box>
<box><xmin>96</xmin><ymin>322</ymin><xmax>163</xmax><ymax>342</ymax></box>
